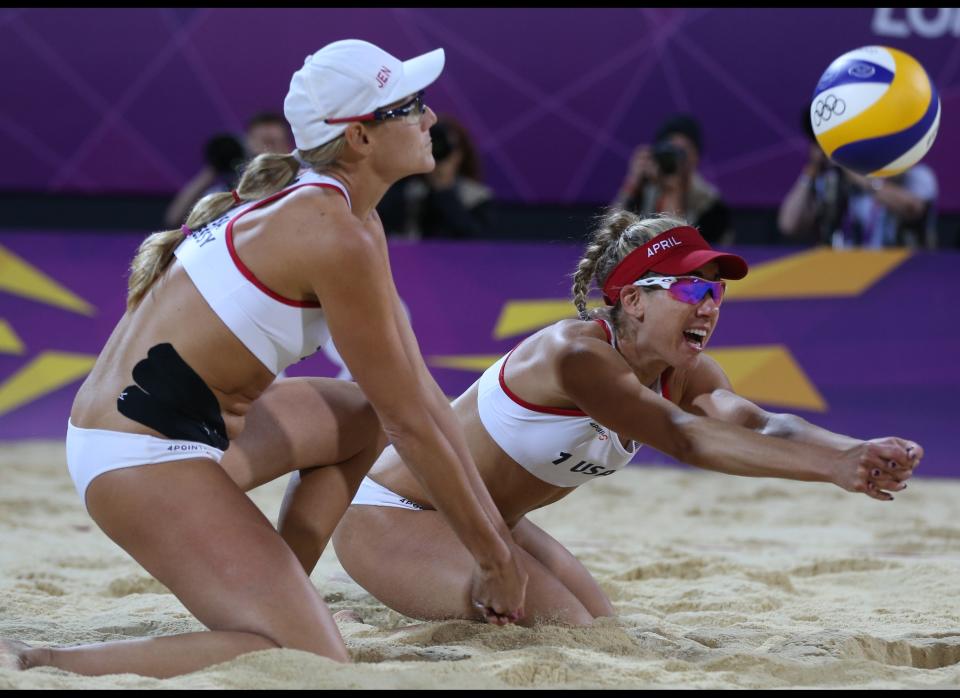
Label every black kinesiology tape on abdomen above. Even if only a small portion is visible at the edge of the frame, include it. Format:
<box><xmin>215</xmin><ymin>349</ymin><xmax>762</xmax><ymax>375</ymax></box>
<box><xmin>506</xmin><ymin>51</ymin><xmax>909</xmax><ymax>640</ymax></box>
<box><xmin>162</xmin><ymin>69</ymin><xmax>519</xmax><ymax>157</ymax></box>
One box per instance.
<box><xmin>117</xmin><ymin>343</ymin><xmax>229</xmax><ymax>450</ymax></box>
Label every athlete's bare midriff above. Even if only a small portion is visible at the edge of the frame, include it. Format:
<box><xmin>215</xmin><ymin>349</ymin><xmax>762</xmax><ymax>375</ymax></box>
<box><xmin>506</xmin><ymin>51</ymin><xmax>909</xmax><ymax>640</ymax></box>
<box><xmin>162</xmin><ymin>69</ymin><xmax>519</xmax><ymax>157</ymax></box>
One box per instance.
<box><xmin>368</xmin><ymin>382</ymin><xmax>576</xmax><ymax>526</ymax></box>
<box><xmin>69</xmin><ymin>262</ymin><xmax>276</xmax><ymax>439</ymax></box>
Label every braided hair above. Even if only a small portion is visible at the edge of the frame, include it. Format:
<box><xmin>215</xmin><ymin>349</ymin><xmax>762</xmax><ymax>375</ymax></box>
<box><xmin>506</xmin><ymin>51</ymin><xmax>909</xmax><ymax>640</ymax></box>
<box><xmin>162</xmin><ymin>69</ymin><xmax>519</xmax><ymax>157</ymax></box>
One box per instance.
<box><xmin>571</xmin><ymin>209</ymin><xmax>688</xmax><ymax>320</ymax></box>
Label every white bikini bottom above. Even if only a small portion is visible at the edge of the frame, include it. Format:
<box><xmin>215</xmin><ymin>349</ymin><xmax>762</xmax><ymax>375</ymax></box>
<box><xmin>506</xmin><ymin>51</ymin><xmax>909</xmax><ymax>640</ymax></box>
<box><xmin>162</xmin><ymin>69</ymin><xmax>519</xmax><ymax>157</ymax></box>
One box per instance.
<box><xmin>350</xmin><ymin>476</ymin><xmax>429</xmax><ymax>512</ymax></box>
<box><xmin>66</xmin><ymin>420</ymin><xmax>225</xmax><ymax>509</ymax></box>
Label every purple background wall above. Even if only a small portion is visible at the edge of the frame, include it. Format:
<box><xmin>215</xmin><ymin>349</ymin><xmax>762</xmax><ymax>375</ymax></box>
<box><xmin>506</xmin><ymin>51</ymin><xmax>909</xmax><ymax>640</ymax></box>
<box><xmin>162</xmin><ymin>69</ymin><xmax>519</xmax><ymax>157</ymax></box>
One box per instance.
<box><xmin>0</xmin><ymin>231</ymin><xmax>956</xmax><ymax>479</ymax></box>
<box><xmin>1</xmin><ymin>8</ymin><xmax>957</xmax><ymax>209</ymax></box>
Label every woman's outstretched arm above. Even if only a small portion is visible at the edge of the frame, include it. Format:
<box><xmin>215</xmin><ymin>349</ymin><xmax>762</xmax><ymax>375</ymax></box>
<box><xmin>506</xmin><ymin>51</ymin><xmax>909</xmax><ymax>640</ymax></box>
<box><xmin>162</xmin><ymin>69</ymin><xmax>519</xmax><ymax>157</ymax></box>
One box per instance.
<box><xmin>557</xmin><ymin>336</ymin><xmax>918</xmax><ymax>502</ymax></box>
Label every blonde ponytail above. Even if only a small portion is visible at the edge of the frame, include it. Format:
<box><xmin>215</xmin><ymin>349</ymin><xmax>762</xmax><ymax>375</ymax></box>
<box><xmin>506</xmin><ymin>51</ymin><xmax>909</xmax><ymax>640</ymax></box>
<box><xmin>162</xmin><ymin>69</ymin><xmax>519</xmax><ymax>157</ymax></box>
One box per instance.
<box><xmin>571</xmin><ymin>227</ymin><xmax>618</xmax><ymax>320</ymax></box>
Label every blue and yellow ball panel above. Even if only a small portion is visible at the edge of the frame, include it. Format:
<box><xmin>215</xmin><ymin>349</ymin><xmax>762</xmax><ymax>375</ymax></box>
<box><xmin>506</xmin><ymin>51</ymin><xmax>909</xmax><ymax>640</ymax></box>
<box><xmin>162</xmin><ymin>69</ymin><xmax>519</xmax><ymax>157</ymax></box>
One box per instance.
<box><xmin>830</xmin><ymin>93</ymin><xmax>940</xmax><ymax>176</ymax></box>
<box><xmin>811</xmin><ymin>46</ymin><xmax>939</xmax><ymax>177</ymax></box>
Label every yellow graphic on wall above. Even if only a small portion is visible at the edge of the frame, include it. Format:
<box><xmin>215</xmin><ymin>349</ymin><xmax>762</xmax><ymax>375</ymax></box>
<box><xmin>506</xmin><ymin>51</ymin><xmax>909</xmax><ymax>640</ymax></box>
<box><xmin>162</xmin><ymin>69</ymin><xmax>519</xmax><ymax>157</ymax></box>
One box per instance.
<box><xmin>703</xmin><ymin>345</ymin><xmax>826</xmax><ymax>412</ymax></box>
<box><xmin>431</xmin><ymin>355</ymin><xmax>503</xmax><ymax>372</ymax></box>
<box><xmin>494</xmin><ymin>299</ymin><xmax>603</xmax><ymax>339</ymax></box>
<box><xmin>0</xmin><ymin>352</ymin><xmax>97</xmax><ymax>417</ymax></box>
<box><xmin>0</xmin><ymin>320</ymin><xmax>25</xmax><ymax>355</ymax></box>
<box><xmin>725</xmin><ymin>248</ymin><xmax>912</xmax><ymax>300</ymax></box>
<box><xmin>0</xmin><ymin>244</ymin><xmax>96</xmax><ymax>316</ymax></box>
<box><xmin>0</xmin><ymin>243</ymin><xmax>98</xmax><ymax>419</ymax></box>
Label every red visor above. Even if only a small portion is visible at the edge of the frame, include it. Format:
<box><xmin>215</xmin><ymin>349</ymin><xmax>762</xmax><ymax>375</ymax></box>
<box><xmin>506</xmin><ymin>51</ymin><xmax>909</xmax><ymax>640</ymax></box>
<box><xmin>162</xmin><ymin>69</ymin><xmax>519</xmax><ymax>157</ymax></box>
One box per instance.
<box><xmin>601</xmin><ymin>226</ymin><xmax>748</xmax><ymax>305</ymax></box>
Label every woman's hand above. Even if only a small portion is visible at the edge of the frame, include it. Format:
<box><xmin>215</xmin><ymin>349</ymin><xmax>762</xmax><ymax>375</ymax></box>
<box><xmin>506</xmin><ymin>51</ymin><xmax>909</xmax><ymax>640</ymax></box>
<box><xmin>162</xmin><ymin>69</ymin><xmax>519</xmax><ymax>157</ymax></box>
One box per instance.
<box><xmin>470</xmin><ymin>544</ymin><xmax>528</xmax><ymax>625</ymax></box>
<box><xmin>831</xmin><ymin>437</ymin><xmax>922</xmax><ymax>500</ymax></box>
<box><xmin>621</xmin><ymin>145</ymin><xmax>656</xmax><ymax>196</ymax></box>
<box><xmin>803</xmin><ymin>144</ymin><xmax>828</xmax><ymax>178</ymax></box>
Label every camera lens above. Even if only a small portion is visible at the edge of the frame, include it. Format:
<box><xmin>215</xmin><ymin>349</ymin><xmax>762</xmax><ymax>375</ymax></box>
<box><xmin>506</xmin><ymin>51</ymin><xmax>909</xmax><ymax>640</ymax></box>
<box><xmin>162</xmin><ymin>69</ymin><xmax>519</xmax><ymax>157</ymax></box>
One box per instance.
<box><xmin>652</xmin><ymin>142</ymin><xmax>685</xmax><ymax>176</ymax></box>
<box><xmin>205</xmin><ymin>134</ymin><xmax>246</xmax><ymax>176</ymax></box>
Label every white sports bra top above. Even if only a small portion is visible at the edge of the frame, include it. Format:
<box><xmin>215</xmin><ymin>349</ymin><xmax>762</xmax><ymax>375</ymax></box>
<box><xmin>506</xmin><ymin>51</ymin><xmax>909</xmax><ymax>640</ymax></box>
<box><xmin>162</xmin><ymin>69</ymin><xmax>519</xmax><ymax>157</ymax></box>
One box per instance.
<box><xmin>477</xmin><ymin>319</ymin><xmax>672</xmax><ymax>488</ymax></box>
<box><xmin>174</xmin><ymin>171</ymin><xmax>348</xmax><ymax>374</ymax></box>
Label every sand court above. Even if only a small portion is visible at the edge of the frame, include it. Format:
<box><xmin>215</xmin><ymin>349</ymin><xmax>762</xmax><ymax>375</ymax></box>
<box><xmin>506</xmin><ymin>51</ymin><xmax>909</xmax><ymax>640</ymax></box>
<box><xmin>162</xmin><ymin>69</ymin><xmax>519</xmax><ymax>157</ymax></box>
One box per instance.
<box><xmin>0</xmin><ymin>7</ymin><xmax>957</xmax><ymax>691</ymax></box>
<box><xmin>1</xmin><ymin>440</ymin><xmax>958</xmax><ymax>689</ymax></box>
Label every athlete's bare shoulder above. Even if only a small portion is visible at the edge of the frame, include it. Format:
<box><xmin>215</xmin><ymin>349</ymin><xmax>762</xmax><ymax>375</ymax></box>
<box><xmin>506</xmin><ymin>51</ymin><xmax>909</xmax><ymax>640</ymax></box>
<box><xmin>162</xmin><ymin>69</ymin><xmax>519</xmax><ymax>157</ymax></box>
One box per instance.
<box><xmin>515</xmin><ymin>316</ymin><xmax>618</xmax><ymax>378</ymax></box>
<box><xmin>551</xmin><ymin>313</ymin><xmax>616</xmax><ymax>355</ymax></box>
<box><xmin>275</xmin><ymin>181</ymin><xmax>355</xmax><ymax>227</ymax></box>
<box><xmin>555</xmin><ymin>315</ymin><xmax>608</xmax><ymax>340</ymax></box>
<box><xmin>277</xmin><ymin>185</ymin><xmax>376</xmax><ymax>253</ymax></box>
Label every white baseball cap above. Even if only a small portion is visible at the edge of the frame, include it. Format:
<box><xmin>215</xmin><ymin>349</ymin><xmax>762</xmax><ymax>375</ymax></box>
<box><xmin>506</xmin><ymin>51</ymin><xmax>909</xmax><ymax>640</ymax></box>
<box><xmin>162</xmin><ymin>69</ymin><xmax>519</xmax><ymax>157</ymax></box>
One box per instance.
<box><xmin>284</xmin><ymin>39</ymin><xmax>445</xmax><ymax>150</ymax></box>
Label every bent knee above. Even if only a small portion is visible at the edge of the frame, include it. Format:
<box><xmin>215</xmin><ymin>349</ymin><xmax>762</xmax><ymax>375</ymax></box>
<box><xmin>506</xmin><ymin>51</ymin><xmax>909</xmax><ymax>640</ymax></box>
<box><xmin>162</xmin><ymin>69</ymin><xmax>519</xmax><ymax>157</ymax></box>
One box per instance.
<box><xmin>332</xmin><ymin>381</ymin><xmax>376</xmax><ymax>419</ymax></box>
<box><xmin>215</xmin><ymin>600</ymin><xmax>348</xmax><ymax>662</ymax></box>
<box><xmin>334</xmin><ymin>384</ymin><xmax>383</xmax><ymax>450</ymax></box>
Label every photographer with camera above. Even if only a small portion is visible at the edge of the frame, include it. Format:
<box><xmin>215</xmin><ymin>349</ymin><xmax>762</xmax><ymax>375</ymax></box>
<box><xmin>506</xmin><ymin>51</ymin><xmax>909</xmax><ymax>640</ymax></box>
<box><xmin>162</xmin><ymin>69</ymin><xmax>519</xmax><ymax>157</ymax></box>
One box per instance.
<box><xmin>613</xmin><ymin>114</ymin><xmax>731</xmax><ymax>244</ymax></box>
<box><xmin>164</xmin><ymin>113</ymin><xmax>293</xmax><ymax>228</ymax></box>
<box><xmin>378</xmin><ymin>114</ymin><xmax>493</xmax><ymax>239</ymax></box>
<box><xmin>778</xmin><ymin>110</ymin><xmax>938</xmax><ymax>248</ymax></box>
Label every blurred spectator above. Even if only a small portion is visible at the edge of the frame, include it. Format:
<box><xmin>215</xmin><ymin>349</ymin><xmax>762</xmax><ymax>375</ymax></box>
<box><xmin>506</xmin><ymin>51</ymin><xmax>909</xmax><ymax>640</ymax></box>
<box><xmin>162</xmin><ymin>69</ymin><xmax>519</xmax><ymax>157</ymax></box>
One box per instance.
<box><xmin>164</xmin><ymin>112</ymin><xmax>293</xmax><ymax>228</ymax></box>
<box><xmin>613</xmin><ymin>114</ymin><xmax>732</xmax><ymax>244</ymax></box>
<box><xmin>242</xmin><ymin>111</ymin><xmax>294</xmax><ymax>156</ymax></box>
<box><xmin>378</xmin><ymin>115</ymin><xmax>494</xmax><ymax>239</ymax></box>
<box><xmin>778</xmin><ymin>112</ymin><xmax>938</xmax><ymax>248</ymax></box>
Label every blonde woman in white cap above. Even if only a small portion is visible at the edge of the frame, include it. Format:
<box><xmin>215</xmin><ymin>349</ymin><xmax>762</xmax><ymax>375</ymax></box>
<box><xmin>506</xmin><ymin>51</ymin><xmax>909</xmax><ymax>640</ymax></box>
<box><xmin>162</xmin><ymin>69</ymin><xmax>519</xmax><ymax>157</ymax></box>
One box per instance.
<box><xmin>1</xmin><ymin>39</ymin><xmax>527</xmax><ymax>678</ymax></box>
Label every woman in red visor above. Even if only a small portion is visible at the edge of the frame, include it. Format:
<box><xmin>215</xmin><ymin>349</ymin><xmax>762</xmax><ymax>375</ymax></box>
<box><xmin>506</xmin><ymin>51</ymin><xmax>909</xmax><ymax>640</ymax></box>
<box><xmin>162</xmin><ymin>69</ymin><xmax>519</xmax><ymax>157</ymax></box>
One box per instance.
<box><xmin>302</xmin><ymin>209</ymin><xmax>922</xmax><ymax>627</ymax></box>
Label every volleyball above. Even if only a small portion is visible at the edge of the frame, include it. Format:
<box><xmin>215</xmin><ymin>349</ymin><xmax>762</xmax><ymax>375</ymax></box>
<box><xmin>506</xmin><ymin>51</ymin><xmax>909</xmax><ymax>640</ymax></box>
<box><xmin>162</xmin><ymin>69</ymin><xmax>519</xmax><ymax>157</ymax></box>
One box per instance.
<box><xmin>810</xmin><ymin>46</ymin><xmax>940</xmax><ymax>177</ymax></box>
